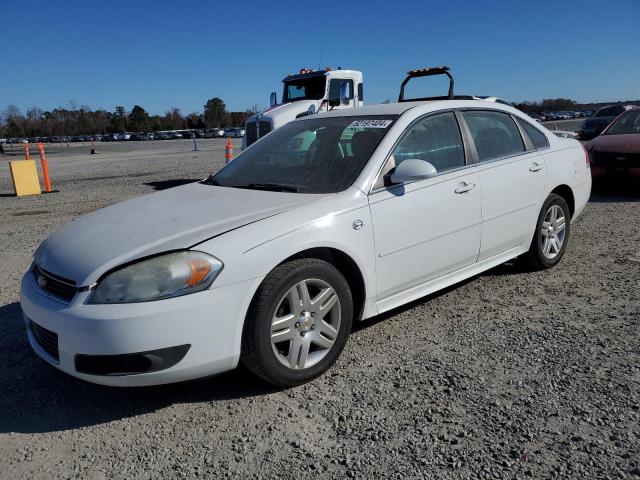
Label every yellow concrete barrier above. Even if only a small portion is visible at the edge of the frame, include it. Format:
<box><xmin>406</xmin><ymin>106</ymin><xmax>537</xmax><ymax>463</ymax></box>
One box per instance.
<box><xmin>9</xmin><ymin>160</ymin><xmax>41</xmax><ymax>196</ymax></box>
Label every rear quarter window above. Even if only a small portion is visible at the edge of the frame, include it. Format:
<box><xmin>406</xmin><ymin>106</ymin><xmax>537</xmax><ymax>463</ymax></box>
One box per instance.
<box><xmin>516</xmin><ymin>117</ymin><xmax>549</xmax><ymax>150</ymax></box>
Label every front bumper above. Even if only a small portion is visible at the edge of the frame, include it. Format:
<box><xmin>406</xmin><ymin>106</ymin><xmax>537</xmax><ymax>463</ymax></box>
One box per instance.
<box><xmin>20</xmin><ymin>271</ymin><xmax>262</xmax><ymax>386</ymax></box>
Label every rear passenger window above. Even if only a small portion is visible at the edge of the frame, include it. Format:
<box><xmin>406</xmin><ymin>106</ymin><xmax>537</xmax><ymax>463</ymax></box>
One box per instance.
<box><xmin>392</xmin><ymin>112</ymin><xmax>465</xmax><ymax>174</ymax></box>
<box><xmin>516</xmin><ymin>118</ymin><xmax>549</xmax><ymax>150</ymax></box>
<box><xmin>463</xmin><ymin>111</ymin><xmax>525</xmax><ymax>162</ymax></box>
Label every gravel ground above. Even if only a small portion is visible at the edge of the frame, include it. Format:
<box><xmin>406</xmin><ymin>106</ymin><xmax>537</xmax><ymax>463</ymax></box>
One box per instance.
<box><xmin>0</xmin><ymin>140</ymin><xmax>638</xmax><ymax>479</ymax></box>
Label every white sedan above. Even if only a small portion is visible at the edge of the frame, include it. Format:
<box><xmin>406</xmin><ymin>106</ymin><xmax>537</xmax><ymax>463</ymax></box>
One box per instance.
<box><xmin>20</xmin><ymin>100</ymin><xmax>591</xmax><ymax>387</ymax></box>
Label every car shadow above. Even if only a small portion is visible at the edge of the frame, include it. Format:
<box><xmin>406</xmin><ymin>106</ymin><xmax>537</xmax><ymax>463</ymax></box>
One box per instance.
<box><xmin>0</xmin><ymin>302</ymin><xmax>280</xmax><ymax>434</ymax></box>
<box><xmin>144</xmin><ymin>179</ymin><xmax>202</xmax><ymax>190</ymax></box>
<box><xmin>589</xmin><ymin>179</ymin><xmax>640</xmax><ymax>203</ymax></box>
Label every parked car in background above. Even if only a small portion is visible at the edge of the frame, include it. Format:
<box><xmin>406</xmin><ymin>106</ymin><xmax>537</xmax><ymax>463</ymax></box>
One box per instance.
<box><xmin>154</xmin><ymin>132</ymin><xmax>171</xmax><ymax>140</ymax></box>
<box><xmin>202</xmin><ymin>129</ymin><xmax>218</xmax><ymax>138</ymax></box>
<box><xmin>528</xmin><ymin>113</ymin><xmax>544</xmax><ymax>122</ymax></box>
<box><xmin>585</xmin><ymin>107</ymin><xmax>640</xmax><ymax>181</ymax></box>
<box><xmin>579</xmin><ymin>105</ymin><xmax>632</xmax><ymax>140</ymax></box>
<box><xmin>21</xmin><ymin>97</ymin><xmax>590</xmax><ymax>387</ymax></box>
<box><xmin>102</xmin><ymin>133</ymin><xmax>124</xmax><ymax>142</ymax></box>
<box><xmin>181</xmin><ymin>130</ymin><xmax>195</xmax><ymax>139</ymax></box>
<box><xmin>224</xmin><ymin>127</ymin><xmax>245</xmax><ymax>138</ymax></box>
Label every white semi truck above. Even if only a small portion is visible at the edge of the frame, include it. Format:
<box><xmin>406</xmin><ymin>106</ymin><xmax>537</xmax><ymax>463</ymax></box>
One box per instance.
<box><xmin>243</xmin><ymin>67</ymin><xmax>363</xmax><ymax>149</ymax></box>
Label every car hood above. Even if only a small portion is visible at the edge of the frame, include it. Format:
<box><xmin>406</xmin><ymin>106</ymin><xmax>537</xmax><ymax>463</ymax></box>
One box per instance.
<box><xmin>588</xmin><ymin>134</ymin><xmax>640</xmax><ymax>153</ymax></box>
<box><xmin>36</xmin><ymin>182</ymin><xmax>325</xmax><ymax>285</ymax></box>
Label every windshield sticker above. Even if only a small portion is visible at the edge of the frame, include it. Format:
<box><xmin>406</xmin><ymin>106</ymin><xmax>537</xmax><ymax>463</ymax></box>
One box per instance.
<box><xmin>348</xmin><ymin>119</ymin><xmax>393</xmax><ymax>129</ymax></box>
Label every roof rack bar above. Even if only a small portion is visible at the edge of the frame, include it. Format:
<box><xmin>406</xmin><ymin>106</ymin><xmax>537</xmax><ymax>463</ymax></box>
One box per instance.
<box><xmin>398</xmin><ymin>66</ymin><xmax>454</xmax><ymax>102</ymax></box>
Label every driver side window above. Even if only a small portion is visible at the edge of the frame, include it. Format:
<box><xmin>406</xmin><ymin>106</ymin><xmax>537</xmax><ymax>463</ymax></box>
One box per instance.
<box><xmin>375</xmin><ymin>112</ymin><xmax>465</xmax><ymax>189</ymax></box>
<box><xmin>393</xmin><ymin>112</ymin><xmax>465</xmax><ymax>172</ymax></box>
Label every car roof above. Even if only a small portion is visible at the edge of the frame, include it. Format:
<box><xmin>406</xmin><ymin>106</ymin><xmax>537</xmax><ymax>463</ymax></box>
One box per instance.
<box><xmin>314</xmin><ymin>99</ymin><xmax>521</xmax><ymax>118</ymax></box>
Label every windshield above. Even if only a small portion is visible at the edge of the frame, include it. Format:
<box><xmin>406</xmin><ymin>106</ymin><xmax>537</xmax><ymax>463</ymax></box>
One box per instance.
<box><xmin>210</xmin><ymin>115</ymin><xmax>398</xmax><ymax>194</ymax></box>
<box><xmin>604</xmin><ymin>110</ymin><xmax>640</xmax><ymax>135</ymax></box>
<box><xmin>282</xmin><ymin>75</ymin><xmax>327</xmax><ymax>102</ymax></box>
<box><xmin>595</xmin><ymin>106</ymin><xmax>625</xmax><ymax>117</ymax></box>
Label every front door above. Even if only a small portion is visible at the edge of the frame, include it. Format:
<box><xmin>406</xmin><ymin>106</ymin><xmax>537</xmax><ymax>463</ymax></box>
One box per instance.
<box><xmin>368</xmin><ymin>112</ymin><xmax>482</xmax><ymax>311</ymax></box>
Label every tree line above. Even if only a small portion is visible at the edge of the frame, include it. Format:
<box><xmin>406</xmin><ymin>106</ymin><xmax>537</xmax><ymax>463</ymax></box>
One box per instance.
<box><xmin>0</xmin><ymin>98</ymin><xmax>258</xmax><ymax>138</ymax></box>
<box><xmin>512</xmin><ymin>98</ymin><xmax>640</xmax><ymax>113</ymax></box>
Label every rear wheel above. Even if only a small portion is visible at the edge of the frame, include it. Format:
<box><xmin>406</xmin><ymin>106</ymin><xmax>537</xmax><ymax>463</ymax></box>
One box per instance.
<box><xmin>521</xmin><ymin>193</ymin><xmax>571</xmax><ymax>270</ymax></box>
<box><xmin>241</xmin><ymin>258</ymin><xmax>353</xmax><ymax>387</ymax></box>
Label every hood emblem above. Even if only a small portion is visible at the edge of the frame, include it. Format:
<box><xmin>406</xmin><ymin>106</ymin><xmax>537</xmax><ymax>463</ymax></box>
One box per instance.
<box><xmin>37</xmin><ymin>274</ymin><xmax>47</xmax><ymax>289</ymax></box>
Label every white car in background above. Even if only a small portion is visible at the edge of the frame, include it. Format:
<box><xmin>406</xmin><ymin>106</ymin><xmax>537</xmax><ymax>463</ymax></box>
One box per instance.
<box><xmin>21</xmin><ymin>99</ymin><xmax>591</xmax><ymax>387</ymax></box>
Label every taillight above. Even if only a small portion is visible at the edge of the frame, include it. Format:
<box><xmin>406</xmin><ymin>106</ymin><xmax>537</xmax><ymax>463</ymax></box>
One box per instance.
<box><xmin>582</xmin><ymin>145</ymin><xmax>590</xmax><ymax>168</ymax></box>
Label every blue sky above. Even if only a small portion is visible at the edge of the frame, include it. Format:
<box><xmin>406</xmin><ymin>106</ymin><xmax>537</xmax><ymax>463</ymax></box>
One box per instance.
<box><xmin>1</xmin><ymin>0</ymin><xmax>639</xmax><ymax>115</ymax></box>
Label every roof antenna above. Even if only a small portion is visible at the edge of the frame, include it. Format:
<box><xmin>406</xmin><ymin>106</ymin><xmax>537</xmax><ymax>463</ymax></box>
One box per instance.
<box><xmin>318</xmin><ymin>40</ymin><xmax>323</xmax><ymax>71</ymax></box>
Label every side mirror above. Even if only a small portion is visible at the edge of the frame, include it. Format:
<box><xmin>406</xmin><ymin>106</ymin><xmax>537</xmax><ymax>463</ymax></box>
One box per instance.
<box><xmin>269</xmin><ymin>92</ymin><xmax>277</xmax><ymax>107</ymax></box>
<box><xmin>390</xmin><ymin>159</ymin><xmax>437</xmax><ymax>184</ymax></box>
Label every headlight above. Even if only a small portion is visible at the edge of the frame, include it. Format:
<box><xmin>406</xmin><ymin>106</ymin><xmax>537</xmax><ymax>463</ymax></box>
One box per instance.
<box><xmin>88</xmin><ymin>251</ymin><xmax>223</xmax><ymax>304</ymax></box>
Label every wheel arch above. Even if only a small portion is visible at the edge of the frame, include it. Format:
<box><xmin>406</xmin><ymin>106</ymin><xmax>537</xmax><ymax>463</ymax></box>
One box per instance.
<box><xmin>549</xmin><ymin>184</ymin><xmax>575</xmax><ymax>218</ymax></box>
<box><xmin>278</xmin><ymin>247</ymin><xmax>367</xmax><ymax>322</ymax></box>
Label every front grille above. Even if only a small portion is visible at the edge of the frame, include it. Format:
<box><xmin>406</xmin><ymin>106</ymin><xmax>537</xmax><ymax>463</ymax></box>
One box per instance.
<box><xmin>245</xmin><ymin>119</ymin><xmax>273</xmax><ymax>148</ymax></box>
<box><xmin>30</xmin><ymin>320</ymin><xmax>59</xmax><ymax>361</ymax></box>
<box><xmin>259</xmin><ymin>120</ymin><xmax>272</xmax><ymax>138</ymax></box>
<box><xmin>591</xmin><ymin>151</ymin><xmax>640</xmax><ymax>167</ymax></box>
<box><xmin>245</xmin><ymin>121</ymin><xmax>257</xmax><ymax>147</ymax></box>
<box><xmin>33</xmin><ymin>265</ymin><xmax>78</xmax><ymax>302</ymax></box>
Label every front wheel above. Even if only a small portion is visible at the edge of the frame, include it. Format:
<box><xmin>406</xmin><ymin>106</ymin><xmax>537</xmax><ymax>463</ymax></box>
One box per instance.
<box><xmin>241</xmin><ymin>258</ymin><xmax>353</xmax><ymax>387</ymax></box>
<box><xmin>521</xmin><ymin>193</ymin><xmax>571</xmax><ymax>270</ymax></box>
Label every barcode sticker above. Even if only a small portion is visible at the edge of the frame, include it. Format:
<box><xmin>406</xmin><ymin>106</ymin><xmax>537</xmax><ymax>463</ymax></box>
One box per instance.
<box><xmin>348</xmin><ymin>119</ymin><xmax>393</xmax><ymax>129</ymax></box>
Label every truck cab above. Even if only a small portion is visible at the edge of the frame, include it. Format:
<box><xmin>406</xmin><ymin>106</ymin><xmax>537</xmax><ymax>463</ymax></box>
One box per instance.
<box><xmin>243</xmin><ymin>67</ymin><xmax>364</xmax><ymax>149</ymax></box>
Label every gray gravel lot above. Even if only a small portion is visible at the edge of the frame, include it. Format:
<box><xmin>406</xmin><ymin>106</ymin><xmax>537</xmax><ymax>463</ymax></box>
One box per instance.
<box><xmin>0</xmin><ymin>139</ymin><xmax>639</xmax><ymax>479</ymax></box>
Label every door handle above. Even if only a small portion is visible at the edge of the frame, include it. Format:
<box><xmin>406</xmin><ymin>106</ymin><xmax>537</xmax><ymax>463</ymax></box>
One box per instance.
<box><xmin>454</xmin><ymin>182</ymin><xmax>476</xmax><ymax>194</ymax></box>
<box><xmin>529</xmin><ymin>162</ymin><xmax>544</xmax><ymax>172</ymax></box>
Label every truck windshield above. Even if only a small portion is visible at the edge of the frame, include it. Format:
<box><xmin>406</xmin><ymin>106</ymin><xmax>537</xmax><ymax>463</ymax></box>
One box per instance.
<box><xmin>283</xmin><ymin>75</ymin><xmax>327</xmax><ymax>102</ymax></box>
<box><xmin>209</xmin><ymin>115</ymin><xmax>399</xmax><ymax>194</ymax></box>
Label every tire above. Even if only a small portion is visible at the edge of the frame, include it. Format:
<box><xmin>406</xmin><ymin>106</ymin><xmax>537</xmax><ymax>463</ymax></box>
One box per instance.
<box><xmin>241</xmin><ymin>258</ymin><xmax>353</xmax><ymax>387</ymax></box>
<box><xmin>521</xmin><ymin>193</ymin><xmax>571</xmax><ymax>270</ymax></box>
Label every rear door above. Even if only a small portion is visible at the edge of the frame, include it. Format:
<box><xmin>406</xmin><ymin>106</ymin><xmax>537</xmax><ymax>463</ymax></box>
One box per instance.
<box><xmin>368</xmin><ymin>111</ymin><xmax>482</xmax><ymax>309</ymax></box>
<box><xmin>461</xmin><ymin>110</ymin><xmax>547</xmax><ymax>261</ymax></box>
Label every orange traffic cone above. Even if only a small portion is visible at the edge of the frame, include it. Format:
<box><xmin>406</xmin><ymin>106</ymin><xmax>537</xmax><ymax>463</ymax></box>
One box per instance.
<box><xmin>225</xmin><ymin>137</ymin><xmax>234</xmax><ymax>164</ymax></box>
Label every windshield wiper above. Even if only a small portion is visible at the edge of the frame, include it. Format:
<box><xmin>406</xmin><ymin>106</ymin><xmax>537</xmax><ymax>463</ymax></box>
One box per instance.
<box><xmin>203</xmin><ymin>178</ymin><xmax>299</xmax><ymax>192</ymax></box>
<box><xmin>244</xmin><ymin>183</ymin><xmax>299</xmax><ymax>193</ymax></box>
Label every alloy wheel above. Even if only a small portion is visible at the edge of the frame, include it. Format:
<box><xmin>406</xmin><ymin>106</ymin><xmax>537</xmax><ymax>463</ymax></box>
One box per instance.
<box><xmin>541</xmin><ymin>204</ymin><xmax>566</xmax><ymax>259</ymax></box>
<box><xmin>270</xmin><ymin>279</ymin><xmax>341</xmax><ymax>370</ymax></box>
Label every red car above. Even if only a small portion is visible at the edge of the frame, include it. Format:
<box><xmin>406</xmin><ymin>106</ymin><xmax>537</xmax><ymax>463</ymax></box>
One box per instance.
<box><xmin>585</xmin><ymin>107</ymin><xmax>640</xmax><ymax>180</ymax></box>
